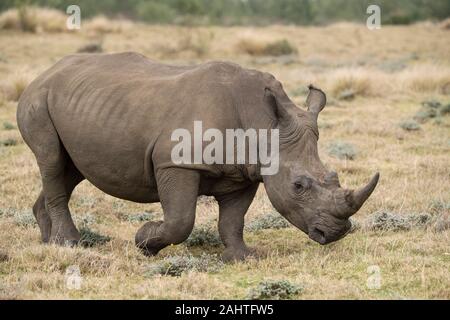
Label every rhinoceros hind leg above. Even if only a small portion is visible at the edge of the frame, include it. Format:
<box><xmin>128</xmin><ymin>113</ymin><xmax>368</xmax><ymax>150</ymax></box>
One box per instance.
<box><xmin>18</xmin><ymin>101</ymin><xmax>82</xmax><ymax>246</ymax></box>
<box><xmin>216</xmin><ymin>183</ymin><xmax>259</xmax><ymax>262</ymax></box>
<box><xmin>135</xmin><ymin>168</ymin><xmax>199</xmax><ymax>256</ymax></box>
<box><xmin>33</xmin><ymin>160</ymin><xmax>85</xmax><ymax>244</ymax></box>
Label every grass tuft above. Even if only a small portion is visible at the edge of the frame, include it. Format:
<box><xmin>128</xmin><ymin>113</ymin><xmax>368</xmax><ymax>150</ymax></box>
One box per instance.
<box><xmin>247</xmin><ymin>280</ymin><xmax>302</xmax><ymax>300</ymax></box>
<box><xmin>146</xmin><ymin>253</ymin><xmax>224</xmax><ymax>277</ymax></box>
<box><xmin>246</xmin><ymin>212</ymin><xmax>290</xmax><ymax>231</ymax></box>
<box><xmin>185</xmin><ymin>225</ymin><xmax>222</xmax><ymax>247</ymax></box>
<box><xmin>399</xmin><ymin>119</ymin><xmax>421</xmax><ymax>131</ymax></box>
<box><xmin>79</xmin><ymin>227</ymin><xmax>111</xmax><ymax>247</ymax></box>
<box><xmin>1</xmin><ymin>138</ymin><xmax>18</xmax><ymax>147</ymax></box>
<box><xmin>14</xmin><ymin>210</ymin><xmax>36</xmax><ymax>227</ymax></box>
<box><xmin>236</xmin><ymin>38</ymin><xmax>297</xmax><ymax>56</ymax></box>
<box><xmin>2</xmin><ymin>121</ymin><xmax>15</xmax><ymax>130</ymax></box>
<box><xmin>327</xmin><ymin>141</ymin><xmax>357</xmax><ymax>160</ymax></box>
<box><xmin>364</xmin><ymin>211</ymin><xmax>432</xmax><ymax>231</ymax></box>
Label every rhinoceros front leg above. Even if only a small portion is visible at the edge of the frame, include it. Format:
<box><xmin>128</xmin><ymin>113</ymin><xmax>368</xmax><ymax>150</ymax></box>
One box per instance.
<box><xmin>216</xmin><ymin>183</ymin><xmax>259</xmax><ymax>262</ymax></box>
<box><xmin>135</xmin><ymin>168</ymin><xmax>199</xmax><ymax>256</ymax></box>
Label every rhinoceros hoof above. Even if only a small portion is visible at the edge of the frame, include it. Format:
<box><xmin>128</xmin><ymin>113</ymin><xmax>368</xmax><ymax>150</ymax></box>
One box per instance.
<box><xmin>49</xmin><ymin>234</ymin><xmax>80</xmax><ymax>247</ymax></box>
<box><xmin>135</xmin><ymin>220</ymin><xmax>164</xmax><ymax>256</ymax></box>
<box><xmin>222</xmin><ymin>246</ymin><xmax>260</xmax><ymax>263</ymax></box>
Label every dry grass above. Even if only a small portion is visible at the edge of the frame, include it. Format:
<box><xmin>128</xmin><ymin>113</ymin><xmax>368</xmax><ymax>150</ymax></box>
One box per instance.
<box><xmin>0</xmin><ymin>20</ymin><xmax>449</xmax><ymax>299</ymax></box>
<box><xmin>0</xmin><ymin>67</ymin><xmax>36</xmax><ymax>102</ymax></box>
<box><xmin>236</xmin><ymin>37</ymin><xmax>297</xmax><ymax>56</ymax></box>
<box><xmin>0</xmin><ymin>7</ymin><xmax>132</xmax><ymax>35</ymax></box>
<box><xmin>83</xmin><ymin>15</ymin><xmax>133</xmax><ymax>35</ymax></box>
<box><xmin>0</xmin><ymin>7</ymin><xmax>67</xmax><ymax>33</ymax></box>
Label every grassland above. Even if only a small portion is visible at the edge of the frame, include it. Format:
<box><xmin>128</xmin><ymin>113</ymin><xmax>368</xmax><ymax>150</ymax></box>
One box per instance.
<box><xmin>0</xmin><ymin>12</ymin><xmax>449</xmax><ymax>299</ymax></box>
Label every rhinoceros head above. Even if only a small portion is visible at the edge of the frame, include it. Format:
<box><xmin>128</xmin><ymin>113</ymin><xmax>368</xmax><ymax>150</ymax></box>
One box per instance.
<box><xmin>262</xmin><ymin>84</ymin><xmax>379</xmax><ymax>245</ymax></box>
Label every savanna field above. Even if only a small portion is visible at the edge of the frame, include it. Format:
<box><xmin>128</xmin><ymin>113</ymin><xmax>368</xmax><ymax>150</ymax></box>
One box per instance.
<box><xmin>0</xmin><ymin>8</ymin><xmax>449</xmax><ymax>299</ymax></box>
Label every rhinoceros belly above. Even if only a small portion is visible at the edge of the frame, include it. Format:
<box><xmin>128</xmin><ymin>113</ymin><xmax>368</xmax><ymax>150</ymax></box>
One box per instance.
<box><xmin>48</xmin><ymin>84</ymin><xmax>160</xmax><ymax>203</ymax></box>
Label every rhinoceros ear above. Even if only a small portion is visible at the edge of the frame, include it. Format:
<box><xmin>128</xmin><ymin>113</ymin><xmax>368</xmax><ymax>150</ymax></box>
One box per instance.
<box><xmin>306</xmin><ymin>84</ymin><xmax>326</xmax><ymax>117</ymax></box>
<box><xmin>264</xmin><ymin>87</ymin><xmax>293</xmax><ymax>123</ymax></box>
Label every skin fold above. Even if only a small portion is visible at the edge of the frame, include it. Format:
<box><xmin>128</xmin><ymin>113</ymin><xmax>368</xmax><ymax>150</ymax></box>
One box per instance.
<box><xmin>16</xmin><ymin>52</ymin><xmax>379</xmax><ymax>261</ymax></box>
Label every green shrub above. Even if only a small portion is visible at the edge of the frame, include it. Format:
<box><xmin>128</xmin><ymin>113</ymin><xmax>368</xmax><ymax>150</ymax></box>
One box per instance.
<box><xmin>2</xmin><ymin>121</ymin><xmax>15</xmax><ymax>130</ymax></box>
<box><xmin>262</xmin><ymin>39</ymin><xmax>297</xmax><ymax>56</ymax></box>
<box><xmin>414</xmin><ymin>99</ymin><xmax>444</xmax><ymax>123</ymax></box>
<box><xmin>0</xmin><ymin>208</ymin><xmax>36</xmax><ymax>227</ymax></box>
<box><xmin>327</xmin><ymin>141</ymin><xmax>357</xmax><ymax>160</ymax></box>
<box><xmin>430</xmin><ymin>200</ymin><xmax>450</xmax><ymax>212</ymax></box>
<box><xmin>79</xmin><ymin>227</ymin><xmax>111</xmax><ymax>247</ymax></box>
<box><xmin>247</xmin><ymin>280</ymin><xmax>302</xmax><ymax>300</ymax></box>
<box><xmin>399</xmin><ymin>119</ymin><xmax>420</xmax><ymax>131</ymax></box>
<box><xmin>0</xmin><ymin>138</ymin><xmax>17</xmax><ymax>147</ymax></box>
<box><xmin>440</xmin><ymin>103</ymin><xmax>450</xmax><ymax>116</ymax></box>
<box><xmin>185</xmin><ymin>225</ymin><xmax>222</xmax><ymax>247</ymax></box>
<box><xmin>246</xmin><ymin>212</ymin><xmax>290</xmax><ymax>231</ymax></box>
<box><xmin>421</xmin><ymin>99</ymin><xmax>441</xmax><ymax>109</ymax></box>
<box><xmin>146</xmin><ymin>253</ymin><xmax>224</xmax><ymax>277</ymax></box>
<box><xmin>364</xmin><ymin>211</ymin><xmax>432</xmax><ymax>231</ymax></box>
<box><xmin>14</xmin><ymin>210</ymin><xmax>36</xmax><ymax>227</ymax></box>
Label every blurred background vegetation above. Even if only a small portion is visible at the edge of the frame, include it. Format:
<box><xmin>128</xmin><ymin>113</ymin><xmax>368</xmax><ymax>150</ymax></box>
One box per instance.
<box><xmin>1</xmin><ymin>0</ymin><xmax>449</xmax><ymax>25</ymax></box>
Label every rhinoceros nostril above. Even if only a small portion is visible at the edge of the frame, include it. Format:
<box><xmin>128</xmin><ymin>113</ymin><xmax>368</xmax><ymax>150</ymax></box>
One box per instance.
<box><xmin>315</xmin><ymin>227</ymin><xmax>325</xmax><ymax>239</ymax></box>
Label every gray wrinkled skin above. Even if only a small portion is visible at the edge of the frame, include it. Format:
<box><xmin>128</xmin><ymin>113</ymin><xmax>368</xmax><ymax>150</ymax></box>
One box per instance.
<box><xmin>17</xmin><ymin>52</ymin><xmax>379</xmax><ymax>261</ymax></box>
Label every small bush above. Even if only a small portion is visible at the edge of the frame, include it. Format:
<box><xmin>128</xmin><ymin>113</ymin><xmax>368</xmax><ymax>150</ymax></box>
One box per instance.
<box><xmin>399</xmin><ymin>119</ymin><xmax>420</xmax><ymax>131</ymax></box>
<box><xmin>414</xmin><ymin>109</ymin><xmax>438</xmax><ymax>122</ymax></box>
<box><xmin>237</xmin><ymin>38</ymin><xmax>297</xmax><ymax>57</ymax></box>
<box><xmin>0</xmin><ymin>139</ymin><xmax>17</xmax><ymax>147</ymax></box>
<box><xmin>185</xmin><ymin>226</ymin><xmax>222</xmax><ymax>247</ymax></box>
<box><xmin>364</xmin><ymin>211</ymin><xmax>432</xmax><ymax>231</ymax></box>
<box><xmin>14</xmin><ymin>210</ymin><xmax>36</xmax><ymax>227</ymax></box>
<box><xmin>263</xmin><ymin>39</ymin><xmax>297</xmax><ymax>56</ymax></box>
<box><xmin>247</xmin><ymin>280</ymin><xmax>302</xmax><ymax>300</ymax></box>
<box><xmin>79</xmin><ymin>227</ymin><xmax>111</xmax><ymax>247</ymax></box>
<box><xmin>430</xmin><ymin>200</ymin><xmax>450</xmax><ymax>212</ymax></box>
<box><xmin>146</xmin><ymin>253</ymin><xmax>224</xmax><ymax>277</ymax></box>
<box><xmin>440</xmin><ymin>103</ymin><xmax>450</xmax><ymax>116</ymax></box>
<box><xmin>246</xmin><ymin>212</ymin><xmax>290</xmax><ymax>231</ymax></box>
<box><xmin>2</xmin><ymin>122</ymin><xmax>15</xmax><ymax>130</ymax></box>
<box><xmin>349</xmin><ymin>218</ymin><xmax>361</xmax><ymax>233</ymax></box>
<box><xmin>413</xmin><ymin>99</ymin><xmax>448</xmax><ymax>123</ymax></box>
<box><xmin>421</xmin><ymin>99</ymin><xmax>442</xmax><ymax>109</ymax></box>
<box><xmin>327</xmin><ymin>141</ymin><xmax>357</xmax><ymax>160</ymax></box>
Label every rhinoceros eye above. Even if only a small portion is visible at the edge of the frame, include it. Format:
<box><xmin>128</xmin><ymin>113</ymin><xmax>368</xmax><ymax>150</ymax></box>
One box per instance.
<box><xmin>294</xmin><ymin>175</ymin><xmax>312</xmax><ymax>192</ymax></box>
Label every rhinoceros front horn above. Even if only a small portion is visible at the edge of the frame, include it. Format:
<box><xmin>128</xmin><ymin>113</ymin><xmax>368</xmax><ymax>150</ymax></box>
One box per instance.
<box><xmin>344</xmin><ymin>172</ymin><xmax>380</xmax><ymax>217</ymax></box>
